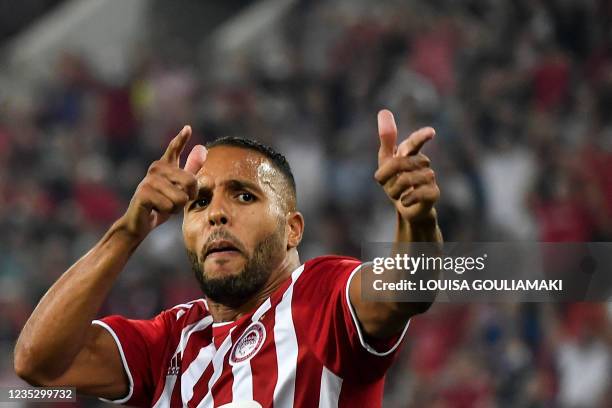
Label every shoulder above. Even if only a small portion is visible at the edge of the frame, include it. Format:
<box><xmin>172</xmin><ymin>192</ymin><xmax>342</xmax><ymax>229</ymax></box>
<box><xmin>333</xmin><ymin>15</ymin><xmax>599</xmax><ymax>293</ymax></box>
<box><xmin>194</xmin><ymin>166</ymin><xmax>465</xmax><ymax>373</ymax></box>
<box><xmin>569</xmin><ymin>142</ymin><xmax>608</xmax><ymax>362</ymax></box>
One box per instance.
<box><xmin>158</xmin><ymin>298</ymin><xmax>211</xmax><ymax>332</ymax></box>
<box><xmin>303</xmin><ymin>255</ymin><xmax>361</xmax><ymax>276</ymax></box>
<box><xmin>294</xmin><ymin>255</ymin><xmax>362</xmax><ymax>297</ymax></box>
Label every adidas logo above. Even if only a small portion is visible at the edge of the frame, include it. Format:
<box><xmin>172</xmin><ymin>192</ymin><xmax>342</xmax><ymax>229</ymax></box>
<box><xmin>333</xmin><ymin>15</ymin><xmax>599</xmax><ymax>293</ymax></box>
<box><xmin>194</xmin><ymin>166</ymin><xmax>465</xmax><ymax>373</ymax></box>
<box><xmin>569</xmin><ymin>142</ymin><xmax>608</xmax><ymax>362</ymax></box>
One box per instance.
<box><xmin>167</xmin><ymin>353</ymin><xmax>181</xmax><ymax>376</ymax></box>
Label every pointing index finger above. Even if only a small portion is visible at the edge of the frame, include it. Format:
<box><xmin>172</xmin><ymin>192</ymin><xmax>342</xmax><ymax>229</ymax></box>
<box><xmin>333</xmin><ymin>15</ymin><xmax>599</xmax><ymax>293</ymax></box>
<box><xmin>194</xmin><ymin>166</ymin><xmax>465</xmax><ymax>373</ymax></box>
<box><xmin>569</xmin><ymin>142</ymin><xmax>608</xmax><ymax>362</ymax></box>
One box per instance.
<box><xmin>162</xmin><ymin>125</ymin><xmax>192</xmax><ymax>166</ymax></box>
<box><xmin>397</xmin><ymin>127</ymin><xmax>435</xmax><ymax>157</ymax></box>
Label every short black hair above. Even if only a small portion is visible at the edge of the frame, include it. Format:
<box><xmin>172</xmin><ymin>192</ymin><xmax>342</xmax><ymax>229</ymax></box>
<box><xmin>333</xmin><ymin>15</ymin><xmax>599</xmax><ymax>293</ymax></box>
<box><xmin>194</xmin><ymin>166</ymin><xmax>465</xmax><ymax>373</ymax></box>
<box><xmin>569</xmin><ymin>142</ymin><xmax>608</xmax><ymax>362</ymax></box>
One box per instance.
<box><xmin>205</xmin><ymin>136</ymin><xmax>297</xmax><ymax>206</ymax></box>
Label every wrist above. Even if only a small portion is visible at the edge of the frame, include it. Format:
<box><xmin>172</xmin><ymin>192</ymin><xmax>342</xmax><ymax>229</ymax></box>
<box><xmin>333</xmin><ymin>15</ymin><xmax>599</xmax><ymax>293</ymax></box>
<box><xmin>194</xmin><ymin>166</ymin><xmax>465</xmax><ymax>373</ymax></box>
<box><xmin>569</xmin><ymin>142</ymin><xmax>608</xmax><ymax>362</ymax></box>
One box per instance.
<box><xmin>397</xmin><ymin>208</ymin><xmax>441</xmax><ymax>242</ymax></box>
<box><xmin>108</xmin><ymin>216</ymin><xmax>148</xmax><ymax>249</ymax></box>
<box><xmin>408</xmin><ymin>208</ymin><xmax>438</xmax><ymax>229</ymax></box>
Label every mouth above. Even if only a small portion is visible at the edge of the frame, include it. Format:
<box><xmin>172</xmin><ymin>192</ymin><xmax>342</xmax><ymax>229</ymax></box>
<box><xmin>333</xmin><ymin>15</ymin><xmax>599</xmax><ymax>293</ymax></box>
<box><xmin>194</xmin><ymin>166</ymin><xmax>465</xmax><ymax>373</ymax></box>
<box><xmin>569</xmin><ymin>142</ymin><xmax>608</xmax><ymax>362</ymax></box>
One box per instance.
<box><xmin>204</xmin><ymin>239</ymin><xmax>242</xmax><ymax>260</ymax></box>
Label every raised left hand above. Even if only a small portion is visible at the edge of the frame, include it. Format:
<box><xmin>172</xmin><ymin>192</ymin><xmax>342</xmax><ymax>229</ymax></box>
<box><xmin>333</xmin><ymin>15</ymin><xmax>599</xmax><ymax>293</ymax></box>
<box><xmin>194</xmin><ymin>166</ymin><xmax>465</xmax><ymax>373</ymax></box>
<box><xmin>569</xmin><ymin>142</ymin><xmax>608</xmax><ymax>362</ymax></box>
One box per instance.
<box><xmin>374</xmin><ymin>109</ymin><xmax>440</xmax><ymax>223</ymax></box>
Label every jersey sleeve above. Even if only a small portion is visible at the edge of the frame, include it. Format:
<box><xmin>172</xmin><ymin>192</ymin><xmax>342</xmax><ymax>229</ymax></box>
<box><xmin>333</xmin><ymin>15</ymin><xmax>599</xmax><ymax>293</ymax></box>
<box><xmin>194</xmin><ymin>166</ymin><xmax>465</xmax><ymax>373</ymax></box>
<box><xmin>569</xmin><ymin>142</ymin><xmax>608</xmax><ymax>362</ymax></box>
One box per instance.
<box><xmin>300</xmin><ymin>256</ymin><xmax>410</xmax><ymax>380</ymax></box>
<box><xmin>92</xmin><ymin>311</ymin><xmax>172</xmax><ymax>407</ymax></box>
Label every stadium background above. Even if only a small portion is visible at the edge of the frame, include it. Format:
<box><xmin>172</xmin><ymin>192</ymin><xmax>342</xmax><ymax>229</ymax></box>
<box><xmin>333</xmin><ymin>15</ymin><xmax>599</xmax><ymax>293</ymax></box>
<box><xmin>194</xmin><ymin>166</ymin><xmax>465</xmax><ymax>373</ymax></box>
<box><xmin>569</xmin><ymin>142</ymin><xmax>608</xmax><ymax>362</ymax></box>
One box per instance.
<box><xmin>0</xmin><ymin>0</ymin><xmax>610</xmax><ymax>406</ymax></box>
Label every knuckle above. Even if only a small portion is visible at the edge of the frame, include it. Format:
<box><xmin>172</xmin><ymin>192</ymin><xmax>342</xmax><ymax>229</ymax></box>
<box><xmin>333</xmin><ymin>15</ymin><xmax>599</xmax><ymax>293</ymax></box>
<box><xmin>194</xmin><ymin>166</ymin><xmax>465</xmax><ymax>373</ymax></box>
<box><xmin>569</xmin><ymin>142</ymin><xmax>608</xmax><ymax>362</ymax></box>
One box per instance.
<box><xmin>390</xmin><ymin>157</ymin><xmax>402</xmax><ymax>171</ymax></box>
<box><xmin>173</xmin><ymin>189</ymin><xmax>187</xmax><ymax>203</ymax></box>
<box><xmin>169</xmin><ymin>168</ymin><xmax>189</xmax><ymax>183</ymax></box>
<box><xmin>167</xmin><ymin>186</ymin><xmax>182</xmax><ymax>200</ymax></box>
<box><xmin>418</xmin><ymin>154</ymin><xmax>431</xmax><ymax>166</ymax></box>
<box><xmin>144</xmin><ymin>173</ymin><xmax>160</xmax><ymax>187</ymax></box>
<box><xmin>185</xmin><ymin>174</ymin><xmax>197</xmax><ymax>187</ymax></box>
<box><xmin>403</xmin><ymin>157</ymin><xmax>418</xmax><ymax>170</ymax></box>
<box><xmin>400</xmin><ymin>190</ymin><xmax>414</xmax><ymax>204</ymax></box>
<box><xmin>160</xmin><ymin>200</ymin><xmax>173</xmax><ymax>212</ymax></box>
<box><xmin>137</xmin><ymin>183</ymin><xmax>151</xmax><ymax>195</ymax></box>
<box><xmin>376</xmin><ymin>166</ymin><xmax>394</xmax><ymax>184</ymax></box>
<box><xmin>173</xmin><ymin>186</ymin><xmax>187</xmax><ymax>201</ymax></box>
<box><xmin>148</xmin><ymin>161</ymin><xmax>162</xmax><ymax>173</ymax></box>
<box><xmin>384</xmin><ymin>183</ymin><xmax>396</xmax><ymax>196</ymax></box>
<box><xmin>425</xmin><ymin>187</ymin><xmax>439</xmax><ymax>202</ymax></box>
<box><xmin>168</xmin><ymin>201</ymin><xmax>180</xmax><ymax>214</ymax></box>
<box><xmin>398</xmin><ymin>172</ymin><xmax>412</xmax><ymax>186</ymax></box>
<box><xmin>131</xmin><ymin>193</ymin><xmax>143</xmax><ymax>207</ymax></box>
<box><xmin>389</xmin><ymin>188</ymin><xmax>402</xmax><ymax>200</ymax></box>
<box><xmin>171</xmin><ymin>184</ymin><xmax>184</xmax><ymax>196</ymax></box>
<box><xmin>181</xmin><ymin>173</ymin><xmax>197</xmax><ymax>189</ymax></box>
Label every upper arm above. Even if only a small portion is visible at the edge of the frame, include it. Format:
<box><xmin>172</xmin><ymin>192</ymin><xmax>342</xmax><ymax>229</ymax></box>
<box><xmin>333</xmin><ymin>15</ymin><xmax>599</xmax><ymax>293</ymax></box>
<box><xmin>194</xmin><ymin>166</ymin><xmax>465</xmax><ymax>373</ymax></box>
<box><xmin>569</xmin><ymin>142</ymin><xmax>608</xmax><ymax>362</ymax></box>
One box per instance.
<box><xmin>300</xmin><ymin>257</ymin><xmax>411</xmax><ymax>379</ymax></box>
<box><xmin>349</xmin><ymin>263</ymin><xmax>429</xmax><ymax>339</ymax></box>
<box><xmin>39</xmin><ymin>323</ymin><xmax>129</xmax><ymax>400</ymax></box>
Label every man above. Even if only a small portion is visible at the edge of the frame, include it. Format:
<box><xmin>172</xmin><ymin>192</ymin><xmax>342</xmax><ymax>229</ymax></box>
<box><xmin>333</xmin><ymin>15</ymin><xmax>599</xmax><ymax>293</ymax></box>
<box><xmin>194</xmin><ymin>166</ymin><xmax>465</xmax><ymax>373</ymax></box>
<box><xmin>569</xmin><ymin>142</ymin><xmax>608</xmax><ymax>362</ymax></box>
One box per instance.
<box><xmin>14</xmin><ymin>109</ymin><xmax>442</xmax><ymax>407</ymax></box>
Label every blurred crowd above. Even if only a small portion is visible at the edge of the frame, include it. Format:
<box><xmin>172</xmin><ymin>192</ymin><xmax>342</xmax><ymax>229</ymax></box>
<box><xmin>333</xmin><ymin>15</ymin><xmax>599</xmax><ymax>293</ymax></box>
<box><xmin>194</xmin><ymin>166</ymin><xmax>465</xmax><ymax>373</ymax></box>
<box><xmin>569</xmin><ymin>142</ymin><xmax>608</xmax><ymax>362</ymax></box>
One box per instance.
<box><xmin>1</xmin><ymin>0</ymin><xmax>611</xmax><ymax>406</ymax></box>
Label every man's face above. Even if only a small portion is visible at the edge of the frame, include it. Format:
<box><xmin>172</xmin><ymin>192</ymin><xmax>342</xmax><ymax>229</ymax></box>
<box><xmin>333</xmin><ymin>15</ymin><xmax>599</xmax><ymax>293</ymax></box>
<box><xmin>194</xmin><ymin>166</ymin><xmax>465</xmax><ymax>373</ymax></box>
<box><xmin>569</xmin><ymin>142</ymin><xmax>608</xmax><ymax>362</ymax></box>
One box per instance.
<box><xmin>182</xmin><ymin>146</ymin><xmax>289</xmax><ymax>307</ymax></box>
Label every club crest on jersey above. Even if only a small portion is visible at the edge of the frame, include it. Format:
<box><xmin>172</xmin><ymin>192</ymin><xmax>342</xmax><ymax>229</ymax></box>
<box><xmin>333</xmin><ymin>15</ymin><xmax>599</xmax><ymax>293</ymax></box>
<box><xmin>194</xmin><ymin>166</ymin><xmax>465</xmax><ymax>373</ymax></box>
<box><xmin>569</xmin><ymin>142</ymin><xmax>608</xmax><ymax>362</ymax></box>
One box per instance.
<box><xmin>229</xmin><ymin>321</ymin><xmax>266</xmax><ymax>366</ymax></box>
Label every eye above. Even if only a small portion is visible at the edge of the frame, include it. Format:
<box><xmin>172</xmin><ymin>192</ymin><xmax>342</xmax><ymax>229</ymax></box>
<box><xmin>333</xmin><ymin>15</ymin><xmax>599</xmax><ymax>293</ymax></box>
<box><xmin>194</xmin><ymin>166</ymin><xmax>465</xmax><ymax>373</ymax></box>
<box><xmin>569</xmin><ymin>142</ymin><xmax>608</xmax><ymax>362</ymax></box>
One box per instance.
<box><xmin>191</xmin><ymin>198</ymin><xmax>210</xmax><ymax>210</ymax></box>
<box><xmin>237</xmin><ymin>192</ymin><xmax>255</xmax><ymax>203</ymax></box>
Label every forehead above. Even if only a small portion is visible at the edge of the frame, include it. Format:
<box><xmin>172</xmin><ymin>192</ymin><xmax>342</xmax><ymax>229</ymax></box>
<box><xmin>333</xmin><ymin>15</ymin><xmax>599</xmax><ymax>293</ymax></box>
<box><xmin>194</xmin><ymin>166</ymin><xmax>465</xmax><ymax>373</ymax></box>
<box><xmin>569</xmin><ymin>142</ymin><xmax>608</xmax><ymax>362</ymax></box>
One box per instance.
<box><xmin>196</xmin><ymin>145</ymin><xmax>277</xmax><ymax>185</ymax></box>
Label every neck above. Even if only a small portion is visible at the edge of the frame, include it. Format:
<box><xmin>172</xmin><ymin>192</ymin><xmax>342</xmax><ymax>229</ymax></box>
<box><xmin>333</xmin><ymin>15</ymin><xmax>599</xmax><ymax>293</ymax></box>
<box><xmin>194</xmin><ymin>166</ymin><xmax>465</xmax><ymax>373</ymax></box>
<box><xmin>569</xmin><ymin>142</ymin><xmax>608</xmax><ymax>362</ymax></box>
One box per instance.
<box><xmin>206</xmin><ymin>250</ymin><xmax>300</xmax><ymax>323</ymax></box>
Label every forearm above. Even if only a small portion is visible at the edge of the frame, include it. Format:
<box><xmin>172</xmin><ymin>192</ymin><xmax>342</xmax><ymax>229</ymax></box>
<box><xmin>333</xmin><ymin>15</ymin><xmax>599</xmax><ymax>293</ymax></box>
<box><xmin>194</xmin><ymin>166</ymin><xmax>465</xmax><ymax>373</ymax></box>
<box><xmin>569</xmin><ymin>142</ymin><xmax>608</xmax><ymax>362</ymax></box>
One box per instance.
<box><xmin>395</xmin><ymin>208</ymin><xmax>443</xmax><ymax>243</ymax></box>
<box><xmin>392</xmin><ymin>209</ymin><xmax>442</xmax><ymax>312</ymax></box>
<box><xmin>352</xmin><ymin>211</ymin><xmax>443</xmax><ymax>339</ymax></box>
<box><xmin>15</xmin><ymin>218</ymin><xmax>142</xmax><ymax>379</ymax></box>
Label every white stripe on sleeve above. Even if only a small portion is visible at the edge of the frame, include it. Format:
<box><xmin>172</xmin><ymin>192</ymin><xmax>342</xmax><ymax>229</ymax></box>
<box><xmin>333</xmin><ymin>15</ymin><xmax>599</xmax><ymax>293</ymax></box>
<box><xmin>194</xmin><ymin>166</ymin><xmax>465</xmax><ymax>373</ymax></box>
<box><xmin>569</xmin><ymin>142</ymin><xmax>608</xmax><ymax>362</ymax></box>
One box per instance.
<box><xmin>345</xmin><ymin>264</ymin><xmax>411</xmax><ymax>356</ymax></box>
<box><xmin>92</xmin><ymin>320</ymin><xmax>134</xmax><ymax>405</ymax></box>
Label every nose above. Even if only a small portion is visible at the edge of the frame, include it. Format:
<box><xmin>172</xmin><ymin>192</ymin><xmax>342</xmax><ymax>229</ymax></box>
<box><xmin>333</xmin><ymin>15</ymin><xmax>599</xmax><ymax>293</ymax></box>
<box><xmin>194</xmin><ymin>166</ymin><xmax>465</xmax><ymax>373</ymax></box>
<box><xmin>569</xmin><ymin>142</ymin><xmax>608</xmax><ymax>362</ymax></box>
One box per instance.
<box><xmin>207</xmin><ymin>195</ymin><xmax>229</xmax><ymax>226</ymax></box>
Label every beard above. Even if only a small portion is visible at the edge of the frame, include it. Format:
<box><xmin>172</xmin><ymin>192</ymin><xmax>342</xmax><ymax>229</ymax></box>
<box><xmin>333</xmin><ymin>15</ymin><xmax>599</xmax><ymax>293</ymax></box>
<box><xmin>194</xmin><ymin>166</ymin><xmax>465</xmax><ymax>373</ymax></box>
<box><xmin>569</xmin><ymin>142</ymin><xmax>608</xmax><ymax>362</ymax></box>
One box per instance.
<box><xmin>188</xmin><ymin>223</ymin><xmax>285</xmax><ymax>308</ymax></box>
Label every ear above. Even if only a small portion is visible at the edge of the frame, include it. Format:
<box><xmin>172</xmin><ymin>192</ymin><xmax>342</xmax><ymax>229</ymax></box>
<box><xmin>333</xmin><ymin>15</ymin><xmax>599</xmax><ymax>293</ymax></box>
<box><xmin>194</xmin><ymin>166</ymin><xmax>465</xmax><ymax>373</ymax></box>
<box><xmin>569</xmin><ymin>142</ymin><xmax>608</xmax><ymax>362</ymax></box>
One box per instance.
<box><xmin>286</xmin><ymin>211</ymin><xmax>304</xmax><ymax>249</ymax></box>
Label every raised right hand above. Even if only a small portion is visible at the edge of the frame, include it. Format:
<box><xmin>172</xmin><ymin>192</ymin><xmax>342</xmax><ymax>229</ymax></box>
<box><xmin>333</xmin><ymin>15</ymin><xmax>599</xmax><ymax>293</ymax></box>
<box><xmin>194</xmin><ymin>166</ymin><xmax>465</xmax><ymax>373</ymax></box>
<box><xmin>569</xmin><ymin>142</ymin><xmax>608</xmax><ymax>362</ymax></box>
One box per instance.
<box><xmin>119</xmin><ymin>126</ymin><xmax>207</xmax><ymax>239</ymax></box>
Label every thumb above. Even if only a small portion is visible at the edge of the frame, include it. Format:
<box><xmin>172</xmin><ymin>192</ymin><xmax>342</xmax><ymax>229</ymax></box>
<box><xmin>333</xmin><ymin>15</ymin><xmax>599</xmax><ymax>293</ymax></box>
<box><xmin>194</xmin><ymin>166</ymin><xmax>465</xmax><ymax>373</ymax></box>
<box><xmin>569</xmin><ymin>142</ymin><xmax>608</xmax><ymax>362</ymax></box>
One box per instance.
<box><xmin>378</xmin><ymin>109</ymin><xmax>397</xmax><ymax>166</ymax></box>
<box><xmin>184</xmin><ymin>145</ymin><xmax>207</xmax><ymax>174</ymax></box>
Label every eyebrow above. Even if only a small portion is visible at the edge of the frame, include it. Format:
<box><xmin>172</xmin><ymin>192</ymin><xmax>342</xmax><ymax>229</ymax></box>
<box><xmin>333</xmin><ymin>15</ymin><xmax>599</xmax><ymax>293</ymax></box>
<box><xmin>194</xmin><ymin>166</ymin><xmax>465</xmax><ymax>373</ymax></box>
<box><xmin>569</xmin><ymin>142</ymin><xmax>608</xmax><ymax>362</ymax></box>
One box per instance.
<box><xmin>222</xmin><ymin>179</ymin><xmax>262</xmax><ymax>193</ymax></box>
<box><xmin>195</xmin><ymin>178</ymin><xmax>263</xmax><ymax>197</ymax></box>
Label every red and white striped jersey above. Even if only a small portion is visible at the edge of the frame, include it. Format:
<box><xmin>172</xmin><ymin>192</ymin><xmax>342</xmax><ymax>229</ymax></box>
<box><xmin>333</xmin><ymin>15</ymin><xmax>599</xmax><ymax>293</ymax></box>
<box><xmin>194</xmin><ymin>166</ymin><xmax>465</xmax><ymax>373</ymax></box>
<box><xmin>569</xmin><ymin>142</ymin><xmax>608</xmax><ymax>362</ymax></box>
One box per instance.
<box><xmin>93</xmin><ymin>256</ymin><xmax>410</xmax><ymax>407</ymax></box>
